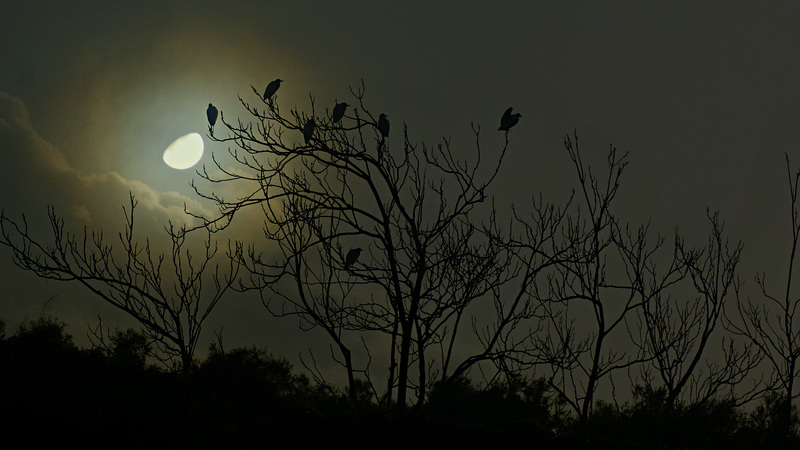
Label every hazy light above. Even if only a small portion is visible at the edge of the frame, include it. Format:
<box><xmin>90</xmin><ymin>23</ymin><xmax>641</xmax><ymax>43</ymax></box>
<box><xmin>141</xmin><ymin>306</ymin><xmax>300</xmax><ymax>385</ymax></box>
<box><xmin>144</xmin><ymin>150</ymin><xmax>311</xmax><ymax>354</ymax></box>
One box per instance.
<box><xmin>163</xmin><ymin>133</ymin><xmax>204</xmax><ymax>170</ymax></box>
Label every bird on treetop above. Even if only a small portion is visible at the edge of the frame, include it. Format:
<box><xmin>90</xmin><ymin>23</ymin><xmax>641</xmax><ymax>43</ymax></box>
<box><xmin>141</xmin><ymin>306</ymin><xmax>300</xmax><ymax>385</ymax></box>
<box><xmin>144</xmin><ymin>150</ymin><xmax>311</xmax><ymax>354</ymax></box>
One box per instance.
<box><xmin>377</xmin><ymin>113</ymin><xmax>390</xmax><ymax>138</ymax></box>
<box><xmin>332</xmin><ymin>102</ymin><xmax>348</xmax><ymax>123</ymax></box>
<box><xmin>303</xmin><ymin>119</ymin><xmax>315</xmax><ymax>144</ymax></box>
<box><xmin>206</xmin><ymin>103</ymin><xmax>219</xmax><ymax>133</ymax></box>
<box><xmin>263</xmin><ymin>78</ymin><xmax>283</xmax><ymax>100</ymax></box>
<box><xmin>207</xmin><ymin>103</ymin><xmax>218</xmax><ymax>132</ymax></box>
<box><xmin>345</xmin><ymin>248</ymin><xmax>362</xmax><ymax>267</ymax></box>
<box><xmin>498</xmin><ymin>107</ymin><xmax>521</xmax><ymax>132</ymax></box>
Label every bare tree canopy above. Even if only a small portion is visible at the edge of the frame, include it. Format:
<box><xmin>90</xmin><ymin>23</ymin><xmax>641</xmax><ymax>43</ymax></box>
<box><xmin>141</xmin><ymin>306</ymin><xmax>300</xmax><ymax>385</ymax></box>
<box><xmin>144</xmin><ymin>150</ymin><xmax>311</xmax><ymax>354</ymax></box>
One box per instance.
<box><xmin>190</xmin><ymin>81</ymin><xmax>529</xmax><ymax>407</ymax></box>
<box><xmin>0</xmin><ymin>193</ymin><xmax>241</xmax><ymax>373</ymax></box>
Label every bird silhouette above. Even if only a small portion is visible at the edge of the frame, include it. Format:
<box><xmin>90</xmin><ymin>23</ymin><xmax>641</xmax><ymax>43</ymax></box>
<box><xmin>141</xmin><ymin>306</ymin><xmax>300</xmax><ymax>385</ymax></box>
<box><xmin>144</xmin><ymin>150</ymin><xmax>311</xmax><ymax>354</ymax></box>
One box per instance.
<box><xmin>303</xmin><ymin>119</ymin><xmax>315</xmax><ymax>144</ymax></box>
<box><xmin>263</xmin><ymin>79</ymin><xmax>283</xmax><ymax>101</ymax></box>
<box><xmin>207</xmin><ymin>103</ymin><xmax>218</xmax><ymax>132</ymax></box>
<box><xmin>377</xmin><ymin>114</ymin><xmax>390</xmax><ymax>138</ymax></box>
<box><xmin>345</xmin><ymin>248</ymin><xmax>362</xmax><ymax>267</ymax></box>
<box><xmin>498</xmin><ymin>107</ymin><xmax>521</xmax><ymax>131</ymax></box>
<box><xmin>332</xmin><ymin>102</ymin><xmax>348</xmax><ymax>123</ymax></box>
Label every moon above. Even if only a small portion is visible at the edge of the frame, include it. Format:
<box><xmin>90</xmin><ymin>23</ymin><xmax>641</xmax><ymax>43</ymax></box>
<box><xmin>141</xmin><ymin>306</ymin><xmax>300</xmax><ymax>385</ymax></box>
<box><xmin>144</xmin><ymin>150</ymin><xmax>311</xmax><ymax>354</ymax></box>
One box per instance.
<box><xmin>162</xmin><ymin>133</ymin><xmax>204</xmax><ymax>170</ymax></box>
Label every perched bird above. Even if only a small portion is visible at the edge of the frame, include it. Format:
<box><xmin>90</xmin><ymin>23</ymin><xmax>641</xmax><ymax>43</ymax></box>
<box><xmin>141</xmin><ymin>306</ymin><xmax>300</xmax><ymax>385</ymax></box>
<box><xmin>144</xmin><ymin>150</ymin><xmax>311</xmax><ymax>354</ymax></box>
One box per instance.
<box><xmin>263</xmin><ymin>78</ymin><xmax>283</xmax><ymax>100</ymax></box>
<box><xmin>206</xmin><ymin>103</ymin><xmax>218</xmax><ymax>132</ymax></box>
<box><xmin>303</xmin><ymin>119</ymin><xmax>315</xmax><ymax>144</ymax></box>
<box><xmin>377</xmin><ymin>113</ymin><xmax>390</xmax><ymax>138</ymax></box>
<box><xmin>332</xmin><ymin>102</ymin><xmax>348</xmax><ymax>123</ymax></box>
<box><xmin>498</xmin><ymin>107</ymin><xmax>522</xmax><ymax>131</ymax></box>
<box><xmin>345</xmin><ymin>248</ymin><xmax>362</xmax><ymax>267</ymax></box>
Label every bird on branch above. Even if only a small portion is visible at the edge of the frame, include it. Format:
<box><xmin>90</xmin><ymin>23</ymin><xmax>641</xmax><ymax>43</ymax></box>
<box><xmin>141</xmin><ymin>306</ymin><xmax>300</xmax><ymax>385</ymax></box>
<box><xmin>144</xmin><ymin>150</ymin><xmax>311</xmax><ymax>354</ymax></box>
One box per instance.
<box><xmin>332</xmin><ymin>102</ymin><xmax>348</xmax><ymax>123</ymax></box>
<box><xmin>345</xmin><ymin>248</ymin><xmax>362</xmax><ymax>268</ymax></box>
<box><xmin>303</xmin><ymin>119</ymin><xmax>316</xmax><ymax>144</ymax></box>
<box><xmin>207</xmin><ymin>103</ymin><xmax>218</xmax><ymax>133</ymax></box>
<box><xmin>377</xmin><ymin>114</ymin><xmax>390</xmax><ymax>138</ymax></box>
<box><xmin>498</xmin><ymin>107</ymin><xmax>521</xmax><ymax>132</ymax></box>
<box><xmin>263</xmin><ymin>78</ymin><xmax>283</xmax><ymax>101</ymax></box>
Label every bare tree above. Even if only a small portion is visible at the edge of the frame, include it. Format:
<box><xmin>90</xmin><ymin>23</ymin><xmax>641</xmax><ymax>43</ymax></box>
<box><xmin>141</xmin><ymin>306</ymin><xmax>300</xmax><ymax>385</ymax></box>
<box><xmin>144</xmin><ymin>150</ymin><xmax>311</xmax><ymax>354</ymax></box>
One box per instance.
<box><xmin>0</xmin><ymin>193</ymin><xmax>240</xmax><ymax>373</ymax></box>
<box><xmin>444</xmin><ymin>196</ymin><xmax>574</xmax><ymax>385</ymax></box>
<box><xmin>630</xmin><ymin>210</ymin><xmax>759</xmax><ymax>409</ymax></box>
<box><xmin>191</xmin><ymin>81</ymin><xmax>527</xmax><ymax>408</ymax></box>
<box><xmin>727</xmin><ymin>154</ymin><xmax>800</xmax><ymax>439</ymax></box>
<box><xmin>527</xmin><ymin>133</ymin><xmax>669</xmax><ymax>422</ymax></box>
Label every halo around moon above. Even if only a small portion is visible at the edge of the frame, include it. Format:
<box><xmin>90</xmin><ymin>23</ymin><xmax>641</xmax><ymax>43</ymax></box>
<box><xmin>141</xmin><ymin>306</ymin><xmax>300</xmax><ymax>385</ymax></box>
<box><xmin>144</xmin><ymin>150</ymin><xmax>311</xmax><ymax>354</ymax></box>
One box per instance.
<box><xmin>163</xmin><ymin>133</ymin><xmax>204</xmax><ymax>170</ymax></box>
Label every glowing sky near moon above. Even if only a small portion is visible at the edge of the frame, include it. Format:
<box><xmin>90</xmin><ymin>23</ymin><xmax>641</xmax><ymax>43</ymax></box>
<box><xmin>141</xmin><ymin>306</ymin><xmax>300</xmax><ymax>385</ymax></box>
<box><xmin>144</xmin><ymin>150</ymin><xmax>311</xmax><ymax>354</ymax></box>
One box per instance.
<box><xmin>162</xmin><ymin>132</ymin><xmax>204</xmax><ymax>169</ymax></box>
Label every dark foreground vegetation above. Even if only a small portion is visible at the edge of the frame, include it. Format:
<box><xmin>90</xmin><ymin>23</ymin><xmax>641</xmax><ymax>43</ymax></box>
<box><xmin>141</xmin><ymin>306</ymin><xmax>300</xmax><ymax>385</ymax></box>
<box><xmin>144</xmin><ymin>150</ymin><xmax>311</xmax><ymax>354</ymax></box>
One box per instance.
<box><xmin>1</xmin><ymin>315</ymin><xmax>796</xmax><ymax>448</ymax></box>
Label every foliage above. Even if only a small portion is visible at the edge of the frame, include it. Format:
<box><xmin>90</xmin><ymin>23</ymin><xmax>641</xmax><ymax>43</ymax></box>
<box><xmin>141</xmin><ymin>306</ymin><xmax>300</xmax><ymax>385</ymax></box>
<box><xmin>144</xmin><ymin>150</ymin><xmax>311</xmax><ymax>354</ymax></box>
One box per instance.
<box><xmin>421</xmin><ymin>375</ymin><xmax>558</xmax><ymax>441</ymax></box>
<box><xmin>90</xmin><ymin>326</ymin><xmax>154</xmax><ymax>370</ymax></box>
<box><xmin>742</xmin><ymin>392</ymin><xmax>800</xmax><ymax>446</ymax></box>
<box><xmin>0</xmin><ymin>314</ymin><xmax>797</xmax><ymax>446</ymax></box>
<box><xmin>13</xmin><ymin>314</ymin><xmax>76</xmax><ymax>351</ymax></box>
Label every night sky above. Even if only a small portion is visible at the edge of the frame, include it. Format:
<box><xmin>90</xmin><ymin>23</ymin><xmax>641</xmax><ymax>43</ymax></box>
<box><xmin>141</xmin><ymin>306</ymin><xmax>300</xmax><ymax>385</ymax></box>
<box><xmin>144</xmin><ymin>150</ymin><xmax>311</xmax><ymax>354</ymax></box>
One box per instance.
<box><xmin>2</xmin><ymin>1</ymin><xmax>800</xmax><ymax>376</ymax></box>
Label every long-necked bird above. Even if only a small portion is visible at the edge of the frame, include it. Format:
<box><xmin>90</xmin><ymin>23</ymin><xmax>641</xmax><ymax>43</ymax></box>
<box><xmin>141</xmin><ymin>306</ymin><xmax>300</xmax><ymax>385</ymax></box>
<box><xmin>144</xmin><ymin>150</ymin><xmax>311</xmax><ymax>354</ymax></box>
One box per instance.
<box><xmin>498</xmin><ymin>107</ymin><xmax>521</xmax><ymax>131</ymax></box>
<box><xmin>303</xmin><ymin>119</ymin><xmax>315</xmax><ymax>144</ymax></box>
<box><xmin>377</xmin><ymin>114</ymin><xmax>390</xmax><ymax>138</ymax></box>
<box><xmin>207</xmin><ymin>103</ymin><xmax>218</xmax><ymax>132</ymax></box>
<box><xmin>332</xmin><ymin>102</ymin><xmax>348</xmax><ymax>123</ymax></box>
<box><xmin>263</xmin><ymin>78</ymin><xmax>283</xmax><ymax>100</ymax></box>
<box><xmin>345</xmin><ymin>248</ymin><xmax>362</xmax><ymax>267</ymax></box>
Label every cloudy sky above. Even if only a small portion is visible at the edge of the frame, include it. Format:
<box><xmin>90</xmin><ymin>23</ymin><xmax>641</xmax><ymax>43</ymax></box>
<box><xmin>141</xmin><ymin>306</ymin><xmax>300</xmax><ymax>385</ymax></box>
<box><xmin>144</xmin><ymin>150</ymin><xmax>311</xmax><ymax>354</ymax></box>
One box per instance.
<box><xmin>2</xmin><ymin>1</ymin><xmax>800</xmax><ymax>367</ymax></box>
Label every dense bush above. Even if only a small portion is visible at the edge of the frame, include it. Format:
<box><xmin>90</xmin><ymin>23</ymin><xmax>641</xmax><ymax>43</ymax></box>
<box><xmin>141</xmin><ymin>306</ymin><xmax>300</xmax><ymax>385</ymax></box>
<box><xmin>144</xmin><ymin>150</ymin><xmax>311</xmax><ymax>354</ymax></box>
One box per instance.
<box><xmin>1</xmin><ymin>315</ymin><xmax>799</xmax><ymax>447</ymax></box>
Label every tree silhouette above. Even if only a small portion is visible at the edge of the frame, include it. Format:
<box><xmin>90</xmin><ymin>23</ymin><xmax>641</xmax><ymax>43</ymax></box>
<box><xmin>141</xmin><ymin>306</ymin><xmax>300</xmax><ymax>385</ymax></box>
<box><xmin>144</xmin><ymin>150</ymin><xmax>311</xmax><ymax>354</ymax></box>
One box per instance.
<box><xmin>727</xmin><ymin>154</ymin><xmax>800</xmax><ymax>441</ymax></box>
<box><xmin>190</xmin><ymin>80</ymin><xmax>520</xmax><ymax>408</ymax></box>
<box><xmin>0</xmin><ymin>193</ymin><xmax>241</xmax><ymax>373</ymax></box>
<box><xmin>629</xmin><ymin>210</ymin><xmax>759</xmax><ymax>409</ymax></box>
<box><xmin>513</xmin><ymin>134</ymin><xmax>660</xmax><ymax>422</ymax></box>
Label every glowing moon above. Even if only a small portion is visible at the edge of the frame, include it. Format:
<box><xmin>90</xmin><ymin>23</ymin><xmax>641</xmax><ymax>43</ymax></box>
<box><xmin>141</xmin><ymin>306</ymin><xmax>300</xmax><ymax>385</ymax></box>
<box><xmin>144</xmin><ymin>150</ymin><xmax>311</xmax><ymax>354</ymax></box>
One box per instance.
<box><xmin>163</xmin><ymin>133</ymin><xmax>204</xmax><ymax>169</ymax></box>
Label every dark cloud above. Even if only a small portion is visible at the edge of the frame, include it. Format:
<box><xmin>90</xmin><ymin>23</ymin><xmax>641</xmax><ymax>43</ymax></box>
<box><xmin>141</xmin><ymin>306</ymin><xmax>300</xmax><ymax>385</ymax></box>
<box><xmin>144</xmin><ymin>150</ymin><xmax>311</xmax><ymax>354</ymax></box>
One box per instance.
<box><xmin>0</xmin><ymin>91</ymin><xmax>215</xmax><ymax>228</ymax></box>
